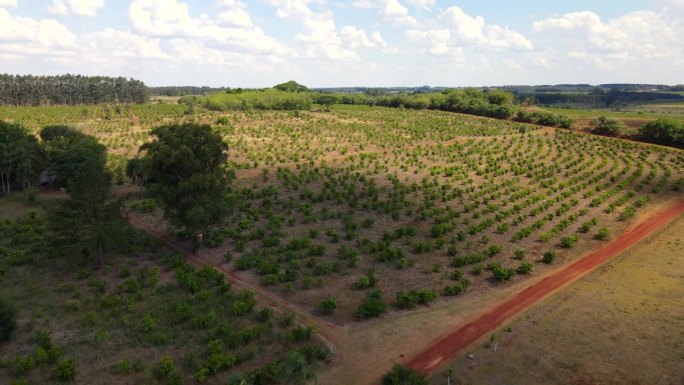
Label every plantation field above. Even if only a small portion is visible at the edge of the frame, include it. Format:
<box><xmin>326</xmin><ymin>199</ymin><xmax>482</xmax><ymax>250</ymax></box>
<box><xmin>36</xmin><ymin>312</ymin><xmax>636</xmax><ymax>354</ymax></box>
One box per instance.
<box><xmin>1</xmin><ymin>104</ymin><xmax>683</xmax><ymax>324</ymax></box>
<box><xmin>1</xmin><ymin>103</ymin><xmax>684</xmax><ymax>384</ymax></box>
<box><xmin>429</xmin><ymin>214</ymin><xmax>684</xmax><ymax>385</ymax></box>
<box><xmin>0</xmin><ymin>208</ymin><xmax>330</xmax><ymax>385</ymax></box>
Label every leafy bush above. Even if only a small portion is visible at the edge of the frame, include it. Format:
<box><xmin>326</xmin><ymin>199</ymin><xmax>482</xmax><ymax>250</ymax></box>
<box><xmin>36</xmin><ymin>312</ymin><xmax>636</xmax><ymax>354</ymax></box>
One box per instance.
<box><xmin>638</xmin><ymin>118</ymin><xmax>684</xmax><ymax>145</ymax></box>
<box><xmin>356</xmin><ymin>291</ymin><xmax>387</xmax><ymax>320</ymax></box>
<box><xmin>53</xmin><ymin>359</ymin><xmax>77</xmax><ymax>382</ymax></box>
<box><xmin>560</xmin><ymin>234</ymin><xmax>578</xmax><ymax>248</ymax></box>
<box><xmin>395</xmin><ymin>289</ymin><xmax>437</xmax><ymax>309</ymax></box>
<box><xmin>515</xmin><ymin>261</ymin><xmax>532</xmax><ymax>274</ymax></box>
<box><xmin>490</xmin><ymin>263</ymin><xmax>516</xmax><ymax>282</ymax></box>
<box><xmin>595</xmin><ymin>227</ymin><xmax>610</xmax><ymax>240</ymax></box>
<box><xmin>0</xmin><ymin>299</ymin><xmax>17</xmax><ymax>341</ymax></box>
<box><xmin>443</xmin><ymin>279</ymin><xmax>470</xmax><ymax>296</ymax></box>
<box><xmin>382</xmin><ymin>364</ymin><xmax>427</xmax><ymax>385</ymax></box>
<box><xmin>130</xmin><ymin>199</ymin><xmax>156</xmax><ymax>213</ymax></box>
<box><xmin>317</xmin><ymin>297</ymin><xmax>337</xmax><ymax>315</ymax></box>
<box><xmin>590</xmin><ymin>116</ymin><xmax>625</xmax><ymax>136</ymax></box>
<box><xmin>351</xmin><ymin>269</ymin><xmax>377</xmax><ymax>290</ymax></box>
<box><xmin>542</xmin><ymin>251</ymin><xmax>556</xmax><ymax>264</ymax></box>
<box><xmin>619</xmin><ymin>206</ymin><xmax>636</xmax><ymax>221</ymax></box>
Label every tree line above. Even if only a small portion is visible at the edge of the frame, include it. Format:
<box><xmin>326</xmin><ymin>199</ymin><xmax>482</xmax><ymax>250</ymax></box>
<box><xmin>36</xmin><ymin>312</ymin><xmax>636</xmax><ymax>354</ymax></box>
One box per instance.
<box><xmin>180</xmin><ymin>81</ymin><xmax>573</xmax><ymax>127</ymax></box>
<box><xmin>0</xmin><ymin>74</ymin><xmax>149</xmax><ymax>106</ymax></box>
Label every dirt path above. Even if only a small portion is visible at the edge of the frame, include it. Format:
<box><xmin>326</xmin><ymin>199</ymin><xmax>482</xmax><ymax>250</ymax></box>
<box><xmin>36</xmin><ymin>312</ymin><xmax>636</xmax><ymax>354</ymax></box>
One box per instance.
<box><xmin>406</xmin><ymin>199</ymin><xmax>684</xmax><ymax>376</ymax></box>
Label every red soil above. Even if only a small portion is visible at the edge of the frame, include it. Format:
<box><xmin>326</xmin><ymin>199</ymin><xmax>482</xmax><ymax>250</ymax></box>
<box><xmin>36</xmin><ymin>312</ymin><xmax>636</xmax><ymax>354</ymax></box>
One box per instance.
<box><xmin>407</xmin><ymin>199</ymin><xmax>684</xmax><ymax>375</ymax></box>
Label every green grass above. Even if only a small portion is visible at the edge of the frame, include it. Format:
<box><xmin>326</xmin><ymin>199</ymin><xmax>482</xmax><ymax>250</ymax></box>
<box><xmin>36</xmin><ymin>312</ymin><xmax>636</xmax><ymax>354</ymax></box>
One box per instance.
<box><xmin>539</xmin><ymin>102</ymin><xmax>684</xmax><ymax>121</ymax></box>
<box><xmin>0</xmin><ymin>214</ymin><xmax>329</xmax><ymax>385</ymax></box>
<box><xmin>0</xmin><ymin>192</ymin><xmax>60</xmax><ymax>220</ymax></box>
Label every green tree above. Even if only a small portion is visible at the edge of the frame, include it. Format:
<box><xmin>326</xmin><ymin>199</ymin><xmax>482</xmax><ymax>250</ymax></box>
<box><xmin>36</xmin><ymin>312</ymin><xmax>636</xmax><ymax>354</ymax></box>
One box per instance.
<box><xmin>141</xmin><ymin>124</ymin><xmax>231</xmax><ymax>247</ymax></box>
<box><xmin>46</xmin><ymin>129</ymin><xmax>122</xmax><ymax>266</ymax></box>
<box><xmin>590</xmin><ymin>116</ymin><xmax>625</xmax><ymax>136</ymax></box>
<box><xmin>0</xmin><ymin>121</ymin><xmax>30</xmax><ymax>194</ymax></box>
<box><xmin>639</xmin><ymin>118</ymin><xmax>684</xmax><ymax>145</ymax></box>
<box><xmin>0</xmin><ymin>298</ymin><xmax>17</xmax><ymax>341</ymax></box>
<box><xmin>12</xmin><ymin>135</ymin><xmax>48</xmax><ymax>193</ymax></box>
<box><xmin>274</xmin><ymin>81</ymin><xmax>309</xmax><ymax>93</ymax></box>
<box><xmin>126</xmin><ymin>156</ymin><xmax>150</xmax><ymax>199</ymax></box>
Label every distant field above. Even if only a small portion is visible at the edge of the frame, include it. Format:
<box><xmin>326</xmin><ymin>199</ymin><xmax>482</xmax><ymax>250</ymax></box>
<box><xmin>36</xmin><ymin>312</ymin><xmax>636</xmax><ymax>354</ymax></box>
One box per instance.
<box><xmin>538</xmin><ymin>102</ymin><xmax>684</xmax><ymax>127</ymax></box>
<box><xmin>430</xmin><ymin>213</ymin><xmax>684</xmax><ymax>385</ymax></box>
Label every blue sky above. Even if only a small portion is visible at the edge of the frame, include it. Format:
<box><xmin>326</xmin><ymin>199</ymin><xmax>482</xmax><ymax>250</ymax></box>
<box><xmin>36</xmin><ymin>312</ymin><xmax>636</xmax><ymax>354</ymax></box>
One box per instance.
<box><xmin>0</xmin><ymin>0</ymin><xmax>682</xmax><ymax>87</ymax></box>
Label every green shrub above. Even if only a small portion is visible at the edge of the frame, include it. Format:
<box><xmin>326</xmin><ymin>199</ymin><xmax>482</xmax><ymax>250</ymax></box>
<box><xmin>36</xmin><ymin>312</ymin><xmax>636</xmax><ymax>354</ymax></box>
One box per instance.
<box><xmin>516</xmin><ymin>262</ymin><xmax>533</xmax><ymax>275</ymax></box>
<box><xmin>153</xmin><ymin>356</ymin><xmax>181</xmax><ymax>384</ymax></box>
<box><xmin>0</xmin><ymin>299</ymin><xmax>17</xmax><ymax>341</ymax></box>
<box><xmin>491</xmin><ymin>264</ymin><xmax>516</xmax><ymax>282</ymax></box>
<box><xmin>442</xmin><ymin>279</ymin><xmax>470</xmax><ymax>296</ymax></box>
<box><xmin>560</xmin><ymin>234</ymin><xmax>578</xmax><ymax>248</ymax></box>
<box><xmin>590</xmin><ymin>116</ymin><xmax>625</xmax><ymax>136</ymax></box>
<box><xmin>542</xmin><ymin>251</ymin><xmax>556</xmax><ymax>264</ymax></box>
<box><xmin>317</xmin><ymin>297</ymin><xmax>337</xmax><ymax>315</ymax></box>
<box><xmin>595</xmin><ymin>227</ymin><xmax>610</xmax><ymax>240</ymax></box>
<box><xmin>53</xmin><ymin>359</ymin><xmax>77</xmax><ymax>382</ymax></box>
<box><xmin>117</xmin><ymin>359</ymin><xmax>131</xmax><ymax>375</ymax></box>
<box><xmin>351</xmin><ymin>269</ymin><xmax>377</xmax><ymax>290</ymax></box>
<box><xmin>382</xmin><ymin>364</ymin><xmax>427</xmax><ymax>385</ymax></box>
<box><xmin>619</xmin><ymin>206</ymin><xmax>636</xmax><ymax>221</ymax></box>
<box><xmin>356</xmin><ymin>291</ymin><xmax>387</xmax><ymax>320</ymax></box>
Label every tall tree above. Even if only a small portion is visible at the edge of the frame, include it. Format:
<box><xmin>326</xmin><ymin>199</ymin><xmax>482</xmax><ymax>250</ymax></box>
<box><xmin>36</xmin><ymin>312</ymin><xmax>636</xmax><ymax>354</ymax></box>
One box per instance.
<box><xmin>0</xmin><ymin>121</ymin><xmax>44</xmax><ymax>195</ymax></box>
<box><xmin>45</xmin><ymin>127</ymin><xmax>121</xmax><ymax>266</ymax></box>
<box><xmin>140</xmin><ymin>124</ymin><xmax>231</xmax><ymax>247</ymax></box>
<box><xmin>12</xmin><ymin>136</ymin><xmax>48</xmax><ymax>193</ymax></box>
<box><xmin>126</xmin><ymin>156</ymin><xmax>150</xmax><ymax>199</ymax></box>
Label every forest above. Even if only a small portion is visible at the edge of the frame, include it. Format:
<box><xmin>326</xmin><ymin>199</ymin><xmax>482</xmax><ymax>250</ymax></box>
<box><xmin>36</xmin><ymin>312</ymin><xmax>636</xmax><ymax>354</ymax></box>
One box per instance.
<box><xmin>0</xmin><ymin>74</ymin><xmax>149</xmax><ymax>106</ymax></box>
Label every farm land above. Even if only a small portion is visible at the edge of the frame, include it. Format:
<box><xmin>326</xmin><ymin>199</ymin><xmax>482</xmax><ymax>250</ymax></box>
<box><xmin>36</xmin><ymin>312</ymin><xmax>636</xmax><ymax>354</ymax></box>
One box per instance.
<box><xmin>429</xmin><ymin>214</ymin><xmax>684</xmax><ymax>385</ymax></box>
<box><xmin>1</xmin><ymin>102</ymin><xmax>683</xmax><ymax>384</ymax></box>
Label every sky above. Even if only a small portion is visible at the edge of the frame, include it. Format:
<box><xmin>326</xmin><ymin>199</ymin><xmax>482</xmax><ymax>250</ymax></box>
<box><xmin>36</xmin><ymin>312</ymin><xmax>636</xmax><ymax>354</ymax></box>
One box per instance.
<box><xmin>1</xmin><ymin>0</ymin><xmax>683</xmax><ymax>87</ymax></box>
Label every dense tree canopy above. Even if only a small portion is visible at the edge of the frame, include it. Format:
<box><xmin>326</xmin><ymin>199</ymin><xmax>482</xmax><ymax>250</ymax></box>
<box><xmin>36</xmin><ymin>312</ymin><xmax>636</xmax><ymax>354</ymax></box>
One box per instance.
<box><xmin>141</xmin><ymin>124</ymin><xmax>231</xmax><ymax>237</ymax></box>
<box><xmin>0</xmin><ymin>121</ymin><xmax>47</xmax><ymax>194</ymax></box>
<box><xmin>638</xmin><ymin>118</ymin><xmax>684</xmax><ymax>146</ymax></box>
<box><xmin>274</xmin><ymin>81</ymin><xmax>309</xmax><ymax>93</ymax></box>
<box><xmin>0</xmin><ymin>74</ymin><xmax>149</xmax><ymax>106</ymax></box>
<box><xmin>43</xmin><ymin>126</ymin><xmax>122</xmax><ymax>265</ymax></box>
<box><xmin>40</xmin><ymin>126</ymin><xmax>109</xmax><ymax>190</ymax></box>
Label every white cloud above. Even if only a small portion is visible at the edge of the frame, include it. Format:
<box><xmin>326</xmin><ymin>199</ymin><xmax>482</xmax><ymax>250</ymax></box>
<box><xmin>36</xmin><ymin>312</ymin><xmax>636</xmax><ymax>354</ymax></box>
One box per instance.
<box><xmin>216</xmin><ymin>8</ymin><xmax>252</xmax><ymax>28</ymax></box>
<box><xmin>0</xmin><ymin>0</ymin><xmax>17</xmax><ymax>7</ymax></box>
<box><xmin>438</xmin><ymin>6</ymin><xmax>532</xmax><ymax>50</ymax></box>
<box><xmin>533</xmin><ymin>10</ymin><xmax>678</xmax><ymax>59</ymax></box>
<box><xmin>267</xmin><ymin>0</ymin><xmax>359</xmax><ymax>61</ymax></box>
<box><xmin>352</xmin><ymin>0</ymin><xmax>418</xmax><ymax>26</ymax></box>
<box><xmin>79</xmin><ymin>28</ymin><xmax>168</xmax><ymax>60</ymax></box>
<box><xmin>128</xmin><ymin>0</ymin><xmax>200</xmax><ymax>37</ymax></box>
<box><xmin>405</xmin><ymin>5</ymin><xmax>531</xmax><ymax>62</ymax></box>
<box><xmin>48</xmin><ymin>0</ymin><xmax>105</xmax><ymax>17</ymax></box>
<box><xmin>341</xmin><ymin>26</ymin><xmax>374</xmax><ymax>48</ymax></box>
<box><xmin>0</xmin><ymin>8</ymin><xmax>77</xmax><ymax>55</ymax></box>
<box><xmin>370</xmin><ymin>31</ymin><xmax>389</xmax><ymax>49</ymax></box>
<box><xmin>404</xmin><ymin>0</ymin><xmax>434</xmax><ymax>10</ymax></box>
<box><xmin>380</xmin><ymin>0</ymin><xmax>417</xmax><ymax>26</ymax></box>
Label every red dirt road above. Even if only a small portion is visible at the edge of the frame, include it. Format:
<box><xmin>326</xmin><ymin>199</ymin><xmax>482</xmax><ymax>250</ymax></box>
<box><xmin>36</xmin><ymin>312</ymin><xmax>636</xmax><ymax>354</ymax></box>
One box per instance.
<box><xmin>407</xmin><ymin>199</ymin><xmax>684</xmax><ymax>376</ymax></box>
